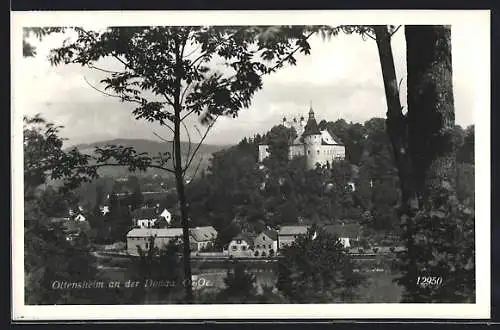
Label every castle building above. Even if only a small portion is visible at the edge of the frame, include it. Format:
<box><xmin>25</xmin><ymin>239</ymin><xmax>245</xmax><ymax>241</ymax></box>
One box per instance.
<box><xmin>258</xmin><ymin>105</ymin><xmax>346</xmax><ymax>169</ymax></box>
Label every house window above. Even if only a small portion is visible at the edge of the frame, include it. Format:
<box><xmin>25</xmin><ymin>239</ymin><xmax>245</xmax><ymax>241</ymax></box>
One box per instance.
<box><xmin>262</xmin><ymin>236</ymin><xmax>266</xmax><ymax>241</ymax></box>
<box><xmin>232</xmin><ymin>245</ymin><xmax>237</xmax><ymax>251</ymax></box>
<box><xmin>257</xmin><ymin>244</ymin><xmax>260</xmax><ymax>249</ymax></box>
<box><xmin>268</xmin><ymin>244</ymin><xmax>272</xmax><ymax>249</ymax></box>
<box><xmin>242</xmin><ymin>246</ymin><xmax>247</xmax><ymax>251</ymax></box>
<box><xmin>145</xmin><ymin>242</ymin><xmax>149</xmax><ymax>249</ymax></box>
<box><xmin>307</xmin><ymin>150</ymin><xmax>310</xmax><ymax>155</ymax></box>
<box><xmin>317</xmin><ymin>150</ymin><xmax>320</xmax><ymax>154</ymax></box>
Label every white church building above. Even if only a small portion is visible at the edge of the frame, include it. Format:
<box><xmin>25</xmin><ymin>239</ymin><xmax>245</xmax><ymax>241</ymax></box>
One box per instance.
<box><xmin>258</xmin><ymin>106</ymin><xmax>346</xmax><ymax>169</ymax></box>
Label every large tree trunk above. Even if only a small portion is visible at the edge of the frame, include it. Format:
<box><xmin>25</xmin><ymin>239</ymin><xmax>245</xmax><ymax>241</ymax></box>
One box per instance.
<box><xmin>403</xmin><ymin>25</ymin><xmax>459</xmax><ymax>302</ymax></box>
<box><xmin>373</xmin><ymin>25</ymin><xmax>419</xmax><ymax>212</ymax></box>
<box><xmin>405</xmin><ymin>25</ymin><xmax>456</xmax><ymax>202</ymax></box>
<box><xmin>373</xmin><ymin>25</ymin><xmax>419</xmax><ymax>298</ymax></box>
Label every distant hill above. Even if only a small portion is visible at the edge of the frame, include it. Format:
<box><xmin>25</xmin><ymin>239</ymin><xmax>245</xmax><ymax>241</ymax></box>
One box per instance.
<box><xmin>68</xmin><ymin>138</ymin><xmax>231</xmax><ymax>178</ymax></box>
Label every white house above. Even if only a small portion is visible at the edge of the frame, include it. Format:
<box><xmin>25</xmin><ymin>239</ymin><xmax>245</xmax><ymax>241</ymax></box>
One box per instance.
<box><xmin>277</xmin><ymin>225</ymin><xmax>310</xmax><ymax>250</ymax></box>
<box><xmin>73</xmin><ymin>213</ymin><xmax>87</xmax><ymax>222</ymax></box>
<box><xmin>131</xmin><ymin>207</ymin><xmax>159</xmax><ymax>228</ymax></box>
<box><xmin>159</xmin><ymin>208</ymin><xmax>172</xmax><ymax>224</ymax></box>
<box><xmin>126</xmin><ymin>228</ymin><xmax>190</xmax><ymax>256</ymax></box>
<box><xmin>226</xmin><ymin>233</ymin><xmax>255</xmax><ymax>257</ymax></box>
<box><xmin>253</xmin><ymin>229</ymin><xmax>278</xmax><ymax>257</ymax></box>
<box><xmin>189</xmin><ymin>226</ymin><xmax>218</xmax><ymax>251</ymax></box>
<box><xmin>322</xmin><ymin>223</ymin><xmax>361</xmax><ymax>248</ymax></box>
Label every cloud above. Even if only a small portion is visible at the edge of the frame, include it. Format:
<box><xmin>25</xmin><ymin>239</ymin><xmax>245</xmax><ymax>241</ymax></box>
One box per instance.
<box><xmin>16</xmin><ymin>26</ymin><xmax>479</xmax><ymax>147</ymax></box>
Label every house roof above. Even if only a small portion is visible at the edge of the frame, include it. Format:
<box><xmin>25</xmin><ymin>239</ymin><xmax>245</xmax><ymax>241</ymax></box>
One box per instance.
<box><xmin>232</xmin><ymin>232</ymin><xmax>255</xmax><ymax>247</ymax></box>
<box><xmin>190</xmin><ymin>226</ymin><xmax>218</xmax><ymax>242</ymax></box>
<box><xmin>260</xmin><ymin>229</ymin><xmax>278</xmax><ymax>241</ymax></box>
<box><xmin>320</xmin><ymin>130</ymin><xmax>343</xmax><ymax>146</ymax></box>
<box><xmin>127</xmin><ymin>228</ymin><xmax>183</xmax><ymax>238</ymax></box>
<box><xmin>62</xmin><ymin>221</ymin><xmax>91</xmax><ymax>233</ymax></box>
<box><xmin>322</xmin><ymin>223</ymin><xmax>361</xmax><ymax>238</ymax></box>
<box><xmin>131</xmin><ymin>207</ymin><xmax>158</xmax><ymax>220</ymax></box>
<box><xmin>278</xmin><ymin>225</ymin><xmax>309</xmax><ymax>236</ymax></box>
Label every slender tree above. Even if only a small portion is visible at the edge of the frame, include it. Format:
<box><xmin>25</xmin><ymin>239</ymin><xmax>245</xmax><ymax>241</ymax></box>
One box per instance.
<box><xmin>47</xmin><ymin>26</ymin><xmax>318</xmax><ymax>302</ymax></box>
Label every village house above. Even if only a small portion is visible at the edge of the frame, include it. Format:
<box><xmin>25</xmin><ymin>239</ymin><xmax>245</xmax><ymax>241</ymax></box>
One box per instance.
<box><xmin>226</xmin><ymin>233</ymin><xmax>255</xmax><ymax>257</ymax></box>
<box><xmin>277</xmin><ymin>225</ymin><xmax>310</xmax><ymax>250</ymax></box>
<box><xmin>189</xmin><ymin>226</ymin><xmax>218</xmax><ymax>251</ymax></box>
<box><xmin>62</xmin><ymin>220</ymin><xmax>91</xmax><ymax>243</ymax></box>
<box><xmin>159</xmin><ymin>208</ymin><xmax>172</xmax><ymax>224</ymax></box>
<box><xmin>253</xmin><ymin>229</ymin><xmax>278</xmax><ymax>257</ymax></box>
<box><xmin>68</xmin><ymin>207</ymin><xmax>87</xmax><ymax>222</ymax></box>
<box><xmin>126</xmin><ymin>228</ymin><xmax>188</xmax><ymax>256</ymax></box>
<box><xmin>322</xmin><ymin>223</ymin><xmax>361</xmax><ymax>248</ymax></box>
<box><xmin>132</xmin><ymin>208</ymin><xmax>159</xmax><ymax>228</ymax></box>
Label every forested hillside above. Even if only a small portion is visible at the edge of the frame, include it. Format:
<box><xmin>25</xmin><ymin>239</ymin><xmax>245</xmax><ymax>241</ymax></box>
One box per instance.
<box><xmin>69</xmin><ymin>138</ymin><xmax>229</xmax><ymax>178</ymax></box>
<box><xmin>184</xmin><ymin>118</ymin><xmax>474</xmax><ymax>247</ymax></box>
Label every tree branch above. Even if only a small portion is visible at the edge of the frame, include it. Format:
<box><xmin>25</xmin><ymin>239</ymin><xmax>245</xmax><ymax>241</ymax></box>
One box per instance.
<box><xmin>152</xmin><ymin>131</ymin><xmax>175</xmax><ymax>165</ymax></box>
<box><xmin>182</xmin><ymin>120</ymin><xmax>193</xmax><ymax>169</ymax></box>
<box><xmin>83</xmin><ymin>76</ymin><xmax>124</xmax><ymax>101</ymax></box>
<box><xmin>87</xmin><ymin>64</ymin><xmax>124</xmax><ymax>74</ymax></box>
<box><xmin>189</xmin><ymin>157</ymin><xmax>204</xmax><ymax>181</ymax></box>
<box><xmin>180</xmin><ymin>107</ymin><xmax>199</xmax><ymax>122</ymax></box>
<box><xmin>182</xmin><ymin>115</ymin><xmax>219</xmax><ymax>175</ymax></box>
<box><xmin>78</xmin><ymin>27</ymin><xmax>176</xmax><ymax>108</ymax></box>
<box><xmin>389</xmin><ymin>25</ymin><xmax>402</xmax><ymax>37</ymax></box>
<box><xmin>264</xmin><ymin>31</ymin><xmax>316</xmax><ymax>74</ymax></box>
<box><xmin>153</xmin><ymin>131</ymin><xmax>173</xmax><ymax>143</ymax></box>
<box><xmin>183</xmin><ymin>44</ymin><xmax>201</xmax><ymax>59</ymax></box>
<box><xmin>363</xmin><ymin>31</ymin><xmax>377</xmax><ymax>41</ymax></box>
<box><xmin>78</xmin><ymin>162</ymin><xmax>175</xmax><ymax>174</ymax></box>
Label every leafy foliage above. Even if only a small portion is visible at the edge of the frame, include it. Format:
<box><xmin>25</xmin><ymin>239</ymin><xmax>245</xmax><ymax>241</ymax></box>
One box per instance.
<box><xmin>24</xmin><ymin>115</ymin><xmax>98</xmax><ymax>304</ymax></box>
<box><xmin>276</xmin><ymin>227</ymin><xmax>364</xmax><ymax>303</ymax></box>
<box><xmin>214</xmin><ymin>262</ymin><xmax>258</xmax><ymax>303</ymax></box>
<box><xmin>23</xmin><ymin>27</ymin><xmax>66</xmax><ymax>57</ymax></box>
<box><xmin>394</xmin><ymin>185</ymin><xmax>475</xmax><ymax>302</ymax></box>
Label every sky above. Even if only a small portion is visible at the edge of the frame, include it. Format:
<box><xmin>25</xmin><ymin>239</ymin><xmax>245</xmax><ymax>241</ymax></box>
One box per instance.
<box><xmin>17</xmin><ymin>25</ymin><xmax>480</xmax><ymax>147</ymax></box>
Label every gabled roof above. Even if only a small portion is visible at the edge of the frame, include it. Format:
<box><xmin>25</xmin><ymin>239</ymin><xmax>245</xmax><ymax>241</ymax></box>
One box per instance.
<box><xmin>278</xmin><ymin>225</ymin><xmax>309</xmax><ymax>236</ymax></box>
<box><xmin>127</xmin><ymin>228</ymin><xmax>183</xmax><ymax>238</ymax></box>
<box><xmin>322</xmin><ymin>223</ymin><xmax>361</xmax><ymax>238</ymax></box>
<box><xmin>190</xmin><ymin>226</ymin><xmax>218</xmax><ymax>242</ymax></box>
<box><xmin>232</xmin><ymin>232</ymin><xmax>255</xmax><ymax>247</ymax></box>
<box><xmin>320</xmin><ymin>130</ymin><xmax>343</xmax><ymax>146</ymax></box>
<box><xmin>259</xmin><ymin>229</ymin><xmax>278</xmax><ymax>241</ymax></box>
<box><xmin>62</xmin><ymin>221</ymin><xmax>91</xmax><ymax>233</ymax></box>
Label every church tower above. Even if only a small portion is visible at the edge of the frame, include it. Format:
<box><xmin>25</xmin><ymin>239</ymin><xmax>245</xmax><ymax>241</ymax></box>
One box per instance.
<box><xmin>302</xmin><ymin>104</ymin><xmax>322</xmax><ymax>169</ymax></box>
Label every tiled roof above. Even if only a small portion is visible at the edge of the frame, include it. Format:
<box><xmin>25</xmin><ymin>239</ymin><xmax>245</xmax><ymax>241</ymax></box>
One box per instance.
<box><xmin>62</xmin><ymin>221</ymin><xmax>91</xmax><ymax>233</ymax></box>
<box><xmin>320</xmin><ymin>130</ymin><xmax>343</xmax><ymax>145</ymax></box>
<box><xmin>232</xmin><ymin>232</ymin><xmax>255</xmax><ymax>247</ymax></box>
<box><xmin>190</xmin><ymin>226</ymin><xmax>218</xmax><ymax>242</ymax></box>
<box><xmin>322</xmin><ymin>223</ymin><xmax>361</xmax><ymax>238</ymax></box>
<box><xmin>278</xmin><ymin>225</ymin><xmax>309</xmax><ymax>236</ymax></box>
<box><xmin>126</xmin><ymin>228</ymin><xmax>183</xmax><ymax>238</ymax></box>
<box><xmin>261</xmin><ymin>229</ymin><xmax>278</xmax><ymax>241</ymax></box>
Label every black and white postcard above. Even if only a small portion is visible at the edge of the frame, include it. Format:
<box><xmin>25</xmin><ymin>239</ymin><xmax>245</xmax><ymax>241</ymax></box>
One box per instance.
<box><xmin>11</xmin><ymin>10</ymin><xmax>490</xmax><ymax>320</ymax></box>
